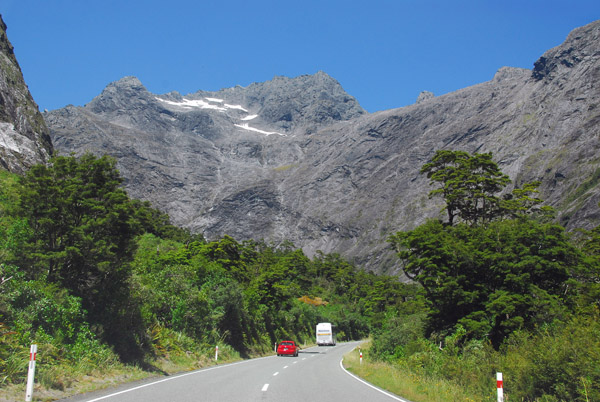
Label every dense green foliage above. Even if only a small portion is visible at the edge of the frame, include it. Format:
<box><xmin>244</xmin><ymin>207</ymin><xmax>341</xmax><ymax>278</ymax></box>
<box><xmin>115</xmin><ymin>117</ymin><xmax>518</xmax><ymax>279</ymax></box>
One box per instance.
<box><xmin>377</xmin><ymin>150</ymin><xmax>600</xmax><ymax>401</ymax></box>
<box><xmin>129</xmin><ymin>233</ymin><xmax>415</xmax><ymax>354</ymax></box>
<box><xmin>389</xmin><ymin>218</ymin><xmax>577</xmax><ymax>346</ymax></box>
<box><xmin>421</xmin><ymin>150</ymin><xmax>552</xmax><ymax>225</ymax></box>
<box><xmin>421</xmin><ymin>150</ymin><xmax>510</xmax><ymax>225</ymax></box>
<box><xmin>14</xmin><ymin>154</ymin><xmax>145</xmax><ymax>358</ymax></box>
<box><xmin>0</xmin><ymin>154</ymin><xmax>408</xmax><ymax>388</ymax></box>
<box><xmin>1</xmin><ymin>151</ymin><xmax>599</xmax><ymax>401</ymax></box>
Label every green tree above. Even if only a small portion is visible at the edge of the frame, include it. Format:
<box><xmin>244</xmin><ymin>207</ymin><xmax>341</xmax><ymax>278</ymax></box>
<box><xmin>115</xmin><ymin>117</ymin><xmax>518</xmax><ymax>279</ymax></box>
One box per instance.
<box><xmin>130</xmin><ymin>199</ymin><xmax>201</xmax><ymax>243</ymax></box>
<box><xmin>390</xmin><ymin>150</ymin><xmax>581</xmax><ymax>346</ymax></box>
<box><xmin>573</xmin><ymin>221</ymin><xmax>600</xmax><ymax>313</ymax></box>
<box><xmin>17</xmin><ymin>154</ymin><xmax>144</xmax><ymax>358</ymax></box>
<box><xmin>421</xmin><ymin>150</ymin><xmax>511</xmax><ymax>225</ymax></box>
<box><xmin>204</xmin><ymin>235</ymin><xmax>251</xmax><ymax>284</ymax></box>
<box><xmin>389</xmin><ymin>218</ymin><xmax>578</xmax><ymax>346</ymax></box>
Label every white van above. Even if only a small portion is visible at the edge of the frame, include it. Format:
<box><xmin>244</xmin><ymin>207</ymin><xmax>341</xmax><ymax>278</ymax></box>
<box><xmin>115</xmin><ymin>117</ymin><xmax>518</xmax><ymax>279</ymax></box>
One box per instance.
<box><xmin>316</xmin><ymin>322</ymin><xmax>336</xmax><ymax>346</ymax></box>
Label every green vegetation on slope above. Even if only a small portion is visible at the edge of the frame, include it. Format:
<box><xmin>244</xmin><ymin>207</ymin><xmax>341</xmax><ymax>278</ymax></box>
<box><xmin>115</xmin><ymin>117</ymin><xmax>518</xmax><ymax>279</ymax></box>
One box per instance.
<box><xmin>373</xmin><ymin>150</ymin><xmax>600</xmax><ymax>401</ymax></box>
<box><xmin>1</xmin><ymin>151</ymin><xmax>599</xmax><ymax>401</ymax></box>
<box><xmin>0</xmin><ymin>153</ymin><xmax>411</xmax><ymax>397</ymax></box>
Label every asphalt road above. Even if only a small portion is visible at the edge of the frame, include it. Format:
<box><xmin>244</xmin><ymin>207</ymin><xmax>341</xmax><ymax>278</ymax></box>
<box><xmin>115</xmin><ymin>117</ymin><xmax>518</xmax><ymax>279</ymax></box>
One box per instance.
<box><xmin>59</xmin><ymin>341</ymin><xmax>412</xmax><ymax>402</ymax></box>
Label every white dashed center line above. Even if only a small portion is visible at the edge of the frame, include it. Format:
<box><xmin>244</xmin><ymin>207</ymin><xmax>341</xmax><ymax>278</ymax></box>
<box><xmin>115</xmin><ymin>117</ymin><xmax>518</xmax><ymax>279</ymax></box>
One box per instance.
<box><xmin>262</xmin><ymin>384</ymin><xmax>269</xmax><ymax>392</ymax></box>
<box><xmin>273</xmin><ymin>372</ymin><xmax>279</xmax><ymax>376</ymax></box>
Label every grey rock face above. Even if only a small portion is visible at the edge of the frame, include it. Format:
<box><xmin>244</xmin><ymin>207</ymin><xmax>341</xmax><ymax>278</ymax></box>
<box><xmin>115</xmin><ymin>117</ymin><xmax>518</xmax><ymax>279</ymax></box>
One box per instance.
<box><xmin>47</xmin><ymin>20</ymin><xmax>600</xmax><ymax>274</ymax></box>
<box><xmin>46</xmin><ymin>71</ymin><xmax>366</xmax><ymax>244</ymax></box>
<box><xmin>0</xmin><ymin>15</ymin><xmax>52</xmax><ymax>172</ymax></box>
<box><xmin>416</xmin><ymin>91</ymin><xmax>434</xmax><ymax>104</ymax></box>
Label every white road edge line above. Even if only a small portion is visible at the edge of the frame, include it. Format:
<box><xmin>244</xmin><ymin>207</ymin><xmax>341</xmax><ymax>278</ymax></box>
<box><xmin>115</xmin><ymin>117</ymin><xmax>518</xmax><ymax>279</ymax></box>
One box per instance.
<box><xmin>262</xmin><ymin>384</ymin><xmax>269</xmax><ymax>391</ymax></box>
<box><xmin>82</xmin><ymin>356</ymin><xmax>274</xmax><ymax>401</ymax></box>
<box><xmin>339</xmin><ymin>358</ymin><xmax>413</xmax><ymax>402</ymax></box>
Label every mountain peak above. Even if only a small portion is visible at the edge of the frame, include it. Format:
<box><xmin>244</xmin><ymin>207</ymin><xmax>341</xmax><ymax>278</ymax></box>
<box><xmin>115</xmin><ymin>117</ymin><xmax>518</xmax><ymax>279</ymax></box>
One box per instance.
<box><xmin>111</xmin><ymin>76</ymin><xmax>145</xmax><ymax>89</ymax></box>
<box><xmin>86</xmin><ymin>76</ymin><xmax>151</xmax><ymax>113</ymax></box>
<box><xmin>241</xmin><ymin>72</ymin><xmax>366</xmax><ymax>131</ymax></box>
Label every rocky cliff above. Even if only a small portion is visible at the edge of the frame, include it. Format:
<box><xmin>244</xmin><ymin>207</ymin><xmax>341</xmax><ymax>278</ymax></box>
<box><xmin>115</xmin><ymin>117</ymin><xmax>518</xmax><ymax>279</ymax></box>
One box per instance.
<box><xmin>46</xmin><ymin>20</ymin><xmax>600</xmax><ymax>273</ymax></box>
<box><xmin>0</xmin><ymin>15</ymin><xmax>52</xmax><ymax>172</ymax></box>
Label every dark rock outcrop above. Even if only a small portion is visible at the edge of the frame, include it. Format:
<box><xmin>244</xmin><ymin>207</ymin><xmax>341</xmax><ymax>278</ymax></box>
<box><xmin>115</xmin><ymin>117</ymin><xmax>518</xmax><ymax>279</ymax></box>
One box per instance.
<box><xmin>0</xmin><ymin>15</ymin><xmax>52</xmax><ymax>172</ymax></box>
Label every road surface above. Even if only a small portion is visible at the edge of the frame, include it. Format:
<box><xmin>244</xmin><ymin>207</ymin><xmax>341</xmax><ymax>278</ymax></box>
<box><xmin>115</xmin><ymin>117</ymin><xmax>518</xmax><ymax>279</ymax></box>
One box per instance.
<box><xmin>60</xmin><ymin>341</ymin><xmax>411</xmax><ymax>402</ymax></box>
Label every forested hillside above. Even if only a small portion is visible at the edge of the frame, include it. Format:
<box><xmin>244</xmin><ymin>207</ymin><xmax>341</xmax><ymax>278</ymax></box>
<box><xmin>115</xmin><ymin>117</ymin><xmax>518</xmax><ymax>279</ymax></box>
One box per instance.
<box><xmin>1</xmin><ymin>151</ymin><xmax>600</xmax><ymax>401</ymax></box>
<box><xmin>0</xmin><ymin>153</ymin><xmax>412</xmax><ymax>397</ymax></box>
<box><xmin>366</xmin><ymin>151</ymin><xmax>600</xmax><ymax>401</ymax></box>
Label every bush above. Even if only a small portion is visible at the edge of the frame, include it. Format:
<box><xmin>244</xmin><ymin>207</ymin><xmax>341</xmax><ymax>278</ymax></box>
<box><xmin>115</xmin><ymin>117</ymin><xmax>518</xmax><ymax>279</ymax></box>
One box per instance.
<box><xmin>1</xmin><ymin>274</ymin><xmax>88</xmax><ymax>345</ymax></box>
<box><xmin>371</xmin><ymin>313</ymin><xmax>425</xmax><ymax>361</ymax></box>
<box><xmin>501</xmin><ymin>315</ymin><xmax>600</xmax><ymax>401</ymax></box>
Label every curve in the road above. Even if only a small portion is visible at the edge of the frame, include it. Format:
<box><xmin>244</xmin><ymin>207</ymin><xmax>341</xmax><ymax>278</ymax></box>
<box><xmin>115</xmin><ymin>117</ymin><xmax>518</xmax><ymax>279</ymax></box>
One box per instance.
<box><xmin>339</xmin><ymin>358</ymin><xmax>412</xmax><ymax>402</ymax></box>
<box><xmin>60</xmin><ymin>342</ymin><xmax>414</xmax><ymax>402</ymax></box>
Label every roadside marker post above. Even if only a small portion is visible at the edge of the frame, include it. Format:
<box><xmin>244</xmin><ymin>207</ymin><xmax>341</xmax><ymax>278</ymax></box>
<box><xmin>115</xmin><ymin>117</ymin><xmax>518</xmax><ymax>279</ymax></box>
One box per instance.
<box><xmin>497</xmin><ymin>372</ymin><xmax>504</xmax><ymax>402</ymax></box>
<box><xmin>359</xmin><ymin>348</ymin><xmax>363</xmax><ymax>365</ymax></box>
<box><xmin>215</xmin><ymin>345</ymin><xmax>219</xmax><ymax>361</ymax></box>
<box><xmin>25</xmin><ymin>344</ymin><xmax>37</xmax><ymax>402</ymax></box>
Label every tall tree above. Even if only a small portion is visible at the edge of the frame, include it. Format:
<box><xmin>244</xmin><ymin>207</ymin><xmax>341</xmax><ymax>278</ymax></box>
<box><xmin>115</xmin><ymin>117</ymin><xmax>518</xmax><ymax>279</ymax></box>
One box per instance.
<box><xmin>421</xmin><ymin>150</ymin><xmax>510</xmax><ymax>225</ymax></box>
<box><xmin>389</xmin><ymin>218</ymin><xmax>578</xmax><ymax>346</ymax></box>
<box><xmin>17</xmin><ymin>154</ymin><xmax>143</xmax><ymax>355</ymax></box>
<box><xmin>390</xmin><ymin>150</ymin><xmax>579</xmax><ymax>346</ymax></box>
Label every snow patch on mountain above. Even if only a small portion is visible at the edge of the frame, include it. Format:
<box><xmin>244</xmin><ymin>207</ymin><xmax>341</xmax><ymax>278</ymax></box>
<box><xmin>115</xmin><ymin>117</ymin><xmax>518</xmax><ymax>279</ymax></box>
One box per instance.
<box><xmin>225</xmin><ymin>104</ymin><xmax>249</xmax><ymax>112</ymax></box>
<box><xmin>157</xmin><ymin>97</ymin><xmax>250</xmax><ymax>113</ymax></box>
<box><xmin>156</xmin><ymin>97</ymin><xmax>280</xmax><ymax>135</ymax></box>
<box><xmin>157</xmin><ymin>97</ymin><xmax>227</xmax><ymax>111</ymax></box>
<box><xmin>234</xmin><ymin>123</ymin><xmax>285</xmax><ymax>136</ymax></box>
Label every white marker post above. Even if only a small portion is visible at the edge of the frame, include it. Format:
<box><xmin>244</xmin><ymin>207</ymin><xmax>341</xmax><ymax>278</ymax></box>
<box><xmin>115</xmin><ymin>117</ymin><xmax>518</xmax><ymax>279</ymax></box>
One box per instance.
<box><xmin>359</xmin><ymin>349</ymin><xmax>363</xmax><ymax>365</ymax></box>
<box><xmin>215</xmin><ymin>345</ymin><xmax>219</xmax><ymax>361</ymax></box>
<box><xmin>25</xmin><ymin>344</ymin><xmax>38</xmax><ymax>402</ymax></box>
<box><xmin>497</xmin><ymin>372</ymin><xmax>504</xmax><ymax>402</ymax></box>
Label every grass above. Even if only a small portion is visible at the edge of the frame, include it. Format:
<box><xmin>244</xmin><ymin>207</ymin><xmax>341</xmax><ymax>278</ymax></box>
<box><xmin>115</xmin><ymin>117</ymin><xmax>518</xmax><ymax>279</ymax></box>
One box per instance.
<box><xmin>522</xmin><ymin>112</ymin><xmax>537</xmax><ymax>125</ymax></box>
<box><xmin>0</xmin><ymin>365</ymin><xmax>152</xmax><ymax>402</ymax></box>
<box><xmin>273</xmin><ymin>164</ymin><xmax>297</xmax><ymax>172</ymax></box>
<box><xmin>0</xmin><ymin>345</ymin><xmax>247</xmax><ymax>402</ymax></box>
<box><xmin>342</xmin><ymin>340</ymin><xmax>487</xmax><ymax>402</ymax></box>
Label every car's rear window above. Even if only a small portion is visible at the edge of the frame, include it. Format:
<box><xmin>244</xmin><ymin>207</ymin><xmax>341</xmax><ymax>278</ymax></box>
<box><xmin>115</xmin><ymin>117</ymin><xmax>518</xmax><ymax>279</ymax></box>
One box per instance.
<box><xmin>281</xmin><ymin>342</ymin><xmax>293</xmax><ymax>346</ymax></box>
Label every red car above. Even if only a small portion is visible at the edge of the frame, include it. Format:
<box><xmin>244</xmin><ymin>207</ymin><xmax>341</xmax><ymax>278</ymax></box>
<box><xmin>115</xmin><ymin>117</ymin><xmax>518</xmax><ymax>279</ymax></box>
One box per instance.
<box><xmin>276</xmin><ymin>340</ymin><xmax>299</xmax><ymax>357</ymax></box>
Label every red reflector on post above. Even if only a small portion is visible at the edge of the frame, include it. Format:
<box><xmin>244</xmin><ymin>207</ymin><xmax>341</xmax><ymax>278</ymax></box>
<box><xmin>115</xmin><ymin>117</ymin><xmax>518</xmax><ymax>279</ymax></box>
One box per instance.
<box><xmin>496</xmin><ymin>372</ymin><xmax>504</xmax><ymax>402</ymax></box>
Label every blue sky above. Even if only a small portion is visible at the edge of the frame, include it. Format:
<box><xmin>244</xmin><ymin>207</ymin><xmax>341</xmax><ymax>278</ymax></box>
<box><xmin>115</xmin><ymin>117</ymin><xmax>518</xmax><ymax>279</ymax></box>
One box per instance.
<box><xmin>2</xmin><ymin>1</ymin><xmax>599</xmax><ymax>113</ymax></box>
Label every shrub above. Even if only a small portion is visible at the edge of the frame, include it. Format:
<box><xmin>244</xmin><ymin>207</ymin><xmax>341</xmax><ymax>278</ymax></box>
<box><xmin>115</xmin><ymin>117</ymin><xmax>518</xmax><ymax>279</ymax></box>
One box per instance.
<box><xmin>371</xmin><ymin>313</ymin><xmax>426</xmax><ymax>360</ymax></box>
<box><xmin>501</xmin><ymin>315</ymin><xmax>600</xmax><ymax>401</ymax></box>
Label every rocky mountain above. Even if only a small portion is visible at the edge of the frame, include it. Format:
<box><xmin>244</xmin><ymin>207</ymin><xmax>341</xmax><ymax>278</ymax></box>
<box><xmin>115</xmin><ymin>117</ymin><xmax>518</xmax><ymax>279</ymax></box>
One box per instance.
<box><xmin>0</xmin><ymin>15</ymin><xmax>52</xmax><ymax>172</ymax></box>
<box><xmin>46</xmin><ymin>20</ymin><xmax>600</xmax><ymax>273</ymax></box>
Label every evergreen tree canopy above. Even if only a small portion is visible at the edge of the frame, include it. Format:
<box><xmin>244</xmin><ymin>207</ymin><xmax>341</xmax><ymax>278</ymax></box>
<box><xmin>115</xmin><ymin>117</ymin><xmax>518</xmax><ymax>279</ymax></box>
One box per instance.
<box><xmin>391</xmin><ymin>150</ymin><xmax>581</xmax><ymax>347</ymax></box>
<box><xmin>16</xmin><ymin>153</ymin><xmax>142</xmax><ymax>350</ymax></box>
<box><xmin>421</xmin><ymin>150</ymin><xmax>510</xmax><ymax>225</ymax></box>
<box><xmin>389</xmin><ymin>219</ymin><xmax>579</xmax><ymax>346</ymax></box>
